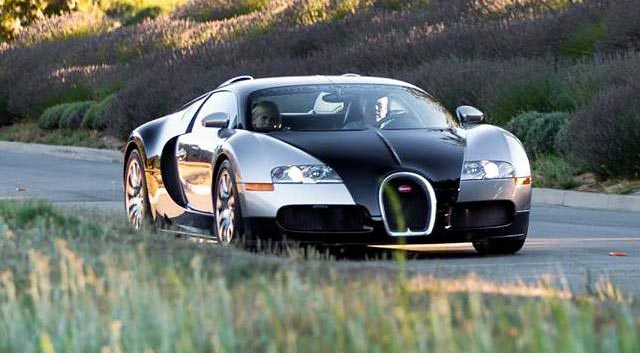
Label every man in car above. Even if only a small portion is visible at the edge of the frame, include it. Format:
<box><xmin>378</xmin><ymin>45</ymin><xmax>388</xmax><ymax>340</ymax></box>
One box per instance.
<box><xmin>343</xmin><ymin>95</ymin><xmax>389</xmax><ymax>129</ymax></box>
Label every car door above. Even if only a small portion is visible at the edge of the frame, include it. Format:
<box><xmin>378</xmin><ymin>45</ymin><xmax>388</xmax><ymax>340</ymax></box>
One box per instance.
<box><xmin>176</xmin><ymin>91</ymin><xmax>238</xmax><ymax>213</ymax></box>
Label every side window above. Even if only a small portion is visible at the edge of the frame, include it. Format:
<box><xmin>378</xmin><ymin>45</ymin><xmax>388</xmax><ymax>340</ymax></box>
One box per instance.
<box><xmin>193</xmin><ymin>91</ymin><xmax>237</xmax><ymax>132</ymax></box>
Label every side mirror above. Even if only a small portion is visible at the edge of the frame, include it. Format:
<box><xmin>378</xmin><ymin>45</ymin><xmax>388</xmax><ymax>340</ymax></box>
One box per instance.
<box><xmin>201</xmin><ymin>112</ymin><xmax>230</xmax><ymax>128</ymax></box>
<box><xmin>456</xmin><ymin>106</ymin><xmax>484</xmax><ymax>126</ymax></box>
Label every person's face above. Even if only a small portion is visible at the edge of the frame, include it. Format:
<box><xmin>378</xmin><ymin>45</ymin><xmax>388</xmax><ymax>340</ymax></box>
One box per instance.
<box><xmin>375</xmin><ymin>96</ymin><xmax>389</xmax><ymax>121</ymax></box>
<box><xmin>362</xmin><ymin>96</ymin><xmax>389</xmax><ymax>124</ymax></box>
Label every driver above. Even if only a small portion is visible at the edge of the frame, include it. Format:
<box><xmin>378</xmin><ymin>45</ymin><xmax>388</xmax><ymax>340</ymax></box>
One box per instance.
<box><xmin>252</xmin><ymin>100</ymin><xmax>282</xmax><ymax>131</ymax></box>
<box><xmin>344</xmin><ymin>95</ymin><xmax>389</xmax><ymax>129</ymax></box>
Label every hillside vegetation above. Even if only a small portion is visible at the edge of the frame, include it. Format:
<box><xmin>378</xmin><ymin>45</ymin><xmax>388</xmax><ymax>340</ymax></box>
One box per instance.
<box><xmin>1</xmin><ymin>201</ymin><xmax>639</xmax><ymax>352</ymax></box>
<box><xmin>1</xmin><ymin>0</ymin><xmax>640</xmax><ymax>186</ymax></box>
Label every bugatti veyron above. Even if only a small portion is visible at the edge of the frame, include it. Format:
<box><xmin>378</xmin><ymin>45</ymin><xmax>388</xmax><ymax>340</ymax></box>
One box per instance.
<box><xmin>123</xmin><ymin>75</ymin><xmax>532</xmax><ymax>254</ymax></box>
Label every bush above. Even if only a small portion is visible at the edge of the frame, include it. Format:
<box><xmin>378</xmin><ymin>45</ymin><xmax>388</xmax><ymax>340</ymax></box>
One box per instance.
<box><xmin>38</xmin><ymin>103</ymin><xmax>69</xmax><ymax>130</ymax></box>
<box><xmin>59</xmin><ymin>101</ymin><xmax>95</xmax><ymax>129</ymax></box>
<box><xmin>82</xmin><ymin>94</ymin><xmax>116</xmax><ymax>130</ymax></box>
<box><xmin>531</xmin><ymin>154</ymin><xmax>580</xmax><ymax>189</ymax></box>
<box><xmin>484</xmin><ymin>70</ymin><xmax>554</xmax><ymax>126</ymax></box>
<box><xmin>505</xmin><ymin>111</ymin><xmax>569</xmax><ymax>157</ymax></box>
<box><xmin>567</xmin><ymin>85</ymin><xmax>640</xmax><ymax>178</ymax></box>
<box><xmin>557</xmin><ymin>18</ymin><xmax>605</xmax><ymax>59</ymax></box>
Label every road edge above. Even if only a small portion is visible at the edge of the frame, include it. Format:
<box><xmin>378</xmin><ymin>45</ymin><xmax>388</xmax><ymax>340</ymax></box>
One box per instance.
<box><xmin>532</xmin><ymin>188</ymin><xmax>640</xmax><ymax>213</ymax></box>
<box><xmin>0</xmin><ymin>141</ymin><xmax>122</xmax><ymax>163</ymax></box>
<box><xmin>3</xmin><ymin>141</ymin><xmax>640</xmax><ymax>213</ymax></box>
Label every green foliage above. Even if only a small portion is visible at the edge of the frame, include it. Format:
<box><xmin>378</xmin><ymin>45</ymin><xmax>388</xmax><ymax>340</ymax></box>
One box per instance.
<box><xmin>38</xmin><ymin>103</ymin><xmax>69</xmax><ymax>130</ymax></box>
<box><xmin>531</xmin><ymin>155</ymin><xmax>580</xmax><ymax>189</ymax></box>
<box><xmin>234</xmin><ymin>0</ymin><xmax>269</xmax><ymax>16</ymax></box>
<box><xmin>0</xmin><ymin>0</ymin><xmax>93</xmax><ymax>41</ymax></box>
<box><xmin>35</xmin><ymin>84</ymin><xmax>94</xmax><ymax>119</ymax></box>
<box><xmin>486</xmin><ymin>72</ymin><xmax>554</xmax><ymax>126</ymax></box>
<box><xmin>82</xmin><ymin>94</ymin><xmax>116</xmax><ymax>130</ymax></box>
<box><xmin>549</xmin><ymin>66</ymin><xmax>607</xmax><ymax>112</ymax></box>
<box><xmin>107</xmin><ymin>3</ymin><xmax>162</xmax><ymax>25</ymax></box>
<box><xmin>558</xmin><ymin>18</ymin><xmax>605</xmax><ymax>59</ymax></box>
<box><xmin>505</xmin><ymin>111</ymin><xmax>569</xmax><ymax>157</ymax></box>
<box><xmin>59</xmin><ymin>100</ymin><xmax>95</xmax><ymax>128</ymax></box>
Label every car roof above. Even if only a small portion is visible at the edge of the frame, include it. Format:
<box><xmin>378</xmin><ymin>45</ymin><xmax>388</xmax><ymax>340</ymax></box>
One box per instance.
<box><xmin>216</xmin><ymin>75</ymin><xmax>424</xmax><ymax>95</ymax></box>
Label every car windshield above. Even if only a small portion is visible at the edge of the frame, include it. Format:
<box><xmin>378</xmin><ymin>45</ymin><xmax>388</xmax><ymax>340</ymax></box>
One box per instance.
<box><xmin>248</xmin><ymin>84</ymin><xmax>456</xmax><ymax>132</ymax></box>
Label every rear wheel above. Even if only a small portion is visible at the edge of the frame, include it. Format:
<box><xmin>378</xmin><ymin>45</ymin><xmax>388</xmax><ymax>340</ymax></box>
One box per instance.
<box><xmin>472</xmin><ymin>236</ymin><xmax>526</xmax><ymax>255</ymax></box>
<box><xmin>124</xmin><ymin>150</ymin><xmax>150</xmax><ymax>229</ymax></box>
<box><xmin>214</xmin><ymin>160</ymin><xmax>243</xmax><ymax>245</ymax></box>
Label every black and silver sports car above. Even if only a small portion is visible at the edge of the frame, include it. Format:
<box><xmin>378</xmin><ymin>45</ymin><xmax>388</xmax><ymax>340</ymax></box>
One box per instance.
<box><xmin>124</xmin><ymin>75</ymin><xmax>532</xmax><ymax>254</ymax></box>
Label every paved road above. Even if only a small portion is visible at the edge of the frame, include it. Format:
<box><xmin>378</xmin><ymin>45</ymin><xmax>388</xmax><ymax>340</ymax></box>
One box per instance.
<box><xmin>1</xmin><ymin>149</ymin><xmax>640</xmax><ymax>293</ymax></box>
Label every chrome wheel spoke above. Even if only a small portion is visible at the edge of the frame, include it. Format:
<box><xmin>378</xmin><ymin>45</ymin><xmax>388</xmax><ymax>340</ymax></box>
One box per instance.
<box><xmin>215</xmin><ymin>169</ymin><xmax>236</xmax><ymax>244</ymax></box>
<box><xmin>125</xmin><ymin>159</ymin><xmax>145</xmax><ymax>230</ymax></box>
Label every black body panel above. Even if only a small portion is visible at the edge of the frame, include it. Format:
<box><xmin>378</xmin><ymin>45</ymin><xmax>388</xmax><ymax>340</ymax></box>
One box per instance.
<box><xmin>244</xmin><ymin>211</ymin><xmax>529</xmax><ymax>245</ymax></box>
<box><xmin>267</xmin><ymin>128</ymin><xmax>465</xmax><ymax>217</ymax></box>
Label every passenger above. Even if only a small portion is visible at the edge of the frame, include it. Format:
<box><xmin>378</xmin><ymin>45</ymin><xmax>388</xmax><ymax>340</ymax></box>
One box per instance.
<box><xmin>252</xmin><ymin>101</ymin><xmax>282</xmax><ymax>131</ymax></box>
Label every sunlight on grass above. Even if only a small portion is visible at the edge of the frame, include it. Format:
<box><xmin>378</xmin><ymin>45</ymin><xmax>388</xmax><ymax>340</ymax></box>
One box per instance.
<box><xmin>0</xmin><ymin>201</ymin><xmax>639</xmax><ymax>352</ymax></box>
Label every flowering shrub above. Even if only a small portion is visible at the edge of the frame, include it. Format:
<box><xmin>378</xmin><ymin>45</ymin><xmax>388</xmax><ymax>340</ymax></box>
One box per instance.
<box><xmin>2</xmin><ymin>0</ymin><xmax>640</xmax><ymax>178</ymax></box>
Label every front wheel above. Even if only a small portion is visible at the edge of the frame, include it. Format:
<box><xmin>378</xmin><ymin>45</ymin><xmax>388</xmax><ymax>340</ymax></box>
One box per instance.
<box><xmin>124</xmin><ymin>149</ymin><xmax>151</xmax><ymax>230</ymax></box>
<box><xmin>472</xmin><ymin>236</ymin><xmax>526</xmax><ymax>255</ymax></box>
<box><xmin>214</xmin><ymin>160</ymin><xmax>243</xmax><ymax>245</ymax></box>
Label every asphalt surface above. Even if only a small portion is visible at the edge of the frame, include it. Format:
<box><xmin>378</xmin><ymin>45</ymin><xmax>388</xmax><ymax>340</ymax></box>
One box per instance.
<box><xmin>1</xmin><ymin>149</ymin><xmax>640</xmax><ymax>293</ymax></box>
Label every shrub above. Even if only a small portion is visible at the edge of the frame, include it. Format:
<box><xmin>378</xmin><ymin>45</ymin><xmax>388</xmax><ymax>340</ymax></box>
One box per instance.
<box><xmin>531</xmin><ymin>154</ymin><xmax>580</xmax><ymax>190</ymax></box>
<box><xmin>505</xmin><ymin>111</ymin><xmax>569</xmax><ymax>157</ymax></box>
<box><xmin>15</xmin><ymin>11</ymin><xmax>110</xmax><ymax>45</ymax></box>
<box><xmin>567</xmin><ymin>85</ymin><xmax>640</xmax><ymax>178</ymax></box>
<box><xmin>59</xmin><ymin>101</ymin><xmax>95</xmax><ymax>129</ymax></box>
<box><xmin>82</xmin><ymin>94</ymin><xmax>117</xmax><ymax>130</ymax></box>
<box><xmin>0</xmin><ymin>96</ymin><xmax>13</xmax><ymax>126</ymax></box>
<box><xmin>598</xmin><ymin>0</ymin><xmax>640</xmax><ymax>52</ymax></box>
<box><xmin>484</xmin><ymin>69</ymin><xmax>554</xmax><ymax>125</ymax></box>
<box><xmin>38</xmin><ymin>103</ymin><xmax>69</xmax><ymax>130</ymax></box>
<box><xmin>557</xmin><ymin>18</ymin><xmax>605</xmax><ymax>59</ymax></box>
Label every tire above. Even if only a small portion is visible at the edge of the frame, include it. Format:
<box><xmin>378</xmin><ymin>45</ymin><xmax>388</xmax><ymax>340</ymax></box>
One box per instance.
<box><xmin>213</xmin><ymin>160</ymin><xmax>244</xmax><ymax>245</ymax></box>
<box><xmin>124</xmin><ymin>149</ymin><xmax>151</xmax><ymax>230</ymax></box>
<box><xmin>472</xmin><ymin>236</ymin><xmax>526</xmax><ymax>255</ymax></box>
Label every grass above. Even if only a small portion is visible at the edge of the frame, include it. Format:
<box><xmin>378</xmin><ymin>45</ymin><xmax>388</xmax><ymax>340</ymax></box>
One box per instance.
<box><xmin>1</xmin><ymin>201</ymin><xmax>639</xmax><ymax>352</ymax></box>
<box><xmin>0</xmin><ymin>121</ymin><xmax>122</xmax><ymax>149</ymax></box>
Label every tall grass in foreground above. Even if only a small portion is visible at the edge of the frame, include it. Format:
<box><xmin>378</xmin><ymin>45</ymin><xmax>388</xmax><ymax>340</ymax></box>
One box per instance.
<box><xmin>0</xmin><ymin>201</ymin><xmax>639</xmax><ymax>352</ymax></box>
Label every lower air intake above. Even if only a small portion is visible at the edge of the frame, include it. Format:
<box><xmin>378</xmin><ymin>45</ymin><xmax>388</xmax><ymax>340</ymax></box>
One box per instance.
<box><xmin>277</xmin><ymin>205</ymin><xmax>370</xmax><ymax>233</ymax></box>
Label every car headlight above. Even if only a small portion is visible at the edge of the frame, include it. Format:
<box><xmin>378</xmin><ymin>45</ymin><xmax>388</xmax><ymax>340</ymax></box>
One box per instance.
<box><xmin>461</xmin><ymin>160</ymin><xmax>515</xmax><ymax>180</ymax></box>
<box><xmin>271</xmin><ymin>165</ymin><xmax>342</xmax><ymax>184</ymax></box>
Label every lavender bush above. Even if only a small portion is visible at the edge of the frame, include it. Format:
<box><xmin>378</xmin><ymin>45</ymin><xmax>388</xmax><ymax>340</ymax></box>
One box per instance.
<box><xmin>1</xmin><ymin>0</ymin><xmax>640</xmax><ymax>177</ymax></box>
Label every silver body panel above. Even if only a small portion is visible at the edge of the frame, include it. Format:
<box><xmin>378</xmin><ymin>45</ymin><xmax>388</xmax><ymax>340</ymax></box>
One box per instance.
<box><xmin>457</xmin><ymin>179</ymin><xmax>532</xmax><ymax>211</ymax></box>
<box><xmin>239</xmin><ymin>184</ymin><xmax>356</xmax><ymax>218</ymax></box>
<box><xmin>460</xmin><ymin>125</ymin><xmax>531</xmax><ymax>177</ymax></box>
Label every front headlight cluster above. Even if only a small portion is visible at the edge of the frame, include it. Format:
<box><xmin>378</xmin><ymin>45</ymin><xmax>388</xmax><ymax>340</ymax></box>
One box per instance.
<box><xmin>462</xmin><ymin>160</ymin><xmax>515</xmax><ymax>180</ymax></box>
<box><xmin>271</xmin><ymin>165</ymin><xmax>342</xmax><ymax>184</ymax></box>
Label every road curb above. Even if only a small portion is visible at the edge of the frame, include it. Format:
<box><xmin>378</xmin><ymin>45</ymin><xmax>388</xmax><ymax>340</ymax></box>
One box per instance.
<box><xmin>0</xmin><ymin>141</ymin><xmax>122</xmax><ymax>163</ymax></box>
<box><xmin>533</xmin><ymin>188</ymin><xmax>640</xmax><ymax>213</ymax></box>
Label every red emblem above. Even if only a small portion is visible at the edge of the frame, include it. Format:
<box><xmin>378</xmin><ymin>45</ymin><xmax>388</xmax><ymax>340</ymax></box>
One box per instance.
<box><xmin>398</xmin><ymin>185</ymin><xmax>412</xmax><ymax>193</ymax></box>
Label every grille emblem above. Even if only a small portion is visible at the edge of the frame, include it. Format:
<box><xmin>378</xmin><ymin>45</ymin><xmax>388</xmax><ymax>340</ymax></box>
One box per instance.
<box><xmin>398</xmin><ymin>185</ymin><xmax>412</xmax><ymax>193</ymax></box>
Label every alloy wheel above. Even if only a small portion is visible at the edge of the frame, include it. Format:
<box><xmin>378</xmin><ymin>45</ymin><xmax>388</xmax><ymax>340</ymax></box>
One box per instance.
<box><xmin>215</xmin><ymin>169</ymin><xmax>236</xmax><ymax>243</ymax></box>
<box><xmin>125</xmin><ymin>158</ymin><xmax>145</xmax><ymax>229</ymax></box>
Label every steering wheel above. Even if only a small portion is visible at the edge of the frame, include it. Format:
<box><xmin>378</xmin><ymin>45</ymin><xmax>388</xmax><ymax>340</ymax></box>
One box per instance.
<box><xmin>375</xmin><ymin>112</ymin><xmax>423</xmax><ymax>129</ymax></box>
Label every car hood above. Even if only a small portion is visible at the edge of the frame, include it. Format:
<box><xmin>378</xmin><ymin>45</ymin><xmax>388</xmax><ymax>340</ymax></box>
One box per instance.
<box><xmin>267</xmin><ymin>129</ymin><xmax>465</xmax><ymax>216</ymax></box>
